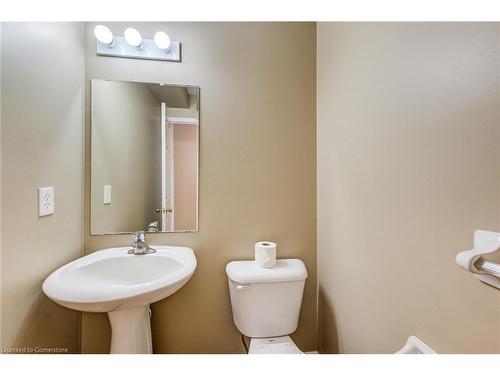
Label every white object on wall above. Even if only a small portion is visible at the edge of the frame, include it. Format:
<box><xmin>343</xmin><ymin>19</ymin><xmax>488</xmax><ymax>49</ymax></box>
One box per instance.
<box><xmin>94</xmin><ymin>25</ymin><xmax>179</xmax><ymax>62</ymax></box>
<box><xmin>154</xmin><ymin>31</ymin><xmax>171</xmax><ymax>50</ymax></box>
<box><xmin>103</xmin><ymin>185</ymin><xmax>112</xmax><ymax>205</ymax></box>
<box><xmin>96</xmin><ymin>35</ymin><xmax>180</xmax><ymax>62</ymax></box>
<box><xmin>456</xmin><ymin>230</ymin><xmax>500</xmax><ymax>289</ymax></box>
<box><xmin>38</xmin><ymin>187</ymin><xmax>54</xmax><ymax>217</ymax></box>
<box><xmin>94</xmin><ymin>25</ymin><xmax>113</xmax><ymax>45</ymax></box>
<box><xmin>124</xmin><ymin>28</ymin><xmax>142</xmax><ymax>48</ymax></box>
<box><xmin>255</xmin><ymin>241</ymin><xmax>277</xmax><ymax>268</ymax></box>
<box><xmin>395</xmin><ymin>335</ymin><xmax>436</xmax><ymax>354</ymax></box>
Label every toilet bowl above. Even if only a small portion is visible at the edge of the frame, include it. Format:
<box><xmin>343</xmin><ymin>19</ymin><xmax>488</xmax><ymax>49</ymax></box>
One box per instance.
<box><xmin>226</xmin><ymin>259</ymin><xmax>308</xmax><ymax>354</ymax></box>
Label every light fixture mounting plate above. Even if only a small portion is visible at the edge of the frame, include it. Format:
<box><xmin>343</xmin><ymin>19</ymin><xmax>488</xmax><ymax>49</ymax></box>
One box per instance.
<box><xmin>96</xmin><ymin>36</ymin><xmax>181</xmax><ymax>62</ymax></box>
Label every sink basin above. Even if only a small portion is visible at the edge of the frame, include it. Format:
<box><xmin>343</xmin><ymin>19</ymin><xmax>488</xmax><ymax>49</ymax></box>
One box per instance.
<box><xmin>43</xmin><ymin>246</ymin><xmax>196</xmax><ymax>312</ymax></box>
<box><xmin>43</xmin><ymin>246</ymin><xmax>196</xmax><ymax>354</ymax></box>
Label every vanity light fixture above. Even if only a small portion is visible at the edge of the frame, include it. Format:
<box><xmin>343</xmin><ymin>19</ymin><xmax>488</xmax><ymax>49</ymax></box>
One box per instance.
<box><xmin>124</xmin><ymin>27</ymin><xmax>143</xmax><ymax>48</ymax></box>
<box><xmin>94</xmin><ymin>25</ymin><xmax>181</xmax><ymax>62</ymax></box>
<box><xmin>94</xmin><ymin>25</ymin><xmax>114</xmax><ymax>45</ymax></box>
<box><xmin>154</xmin><ymin>31</ymin><xmax>171</xmax><ymax>51</ymax></box>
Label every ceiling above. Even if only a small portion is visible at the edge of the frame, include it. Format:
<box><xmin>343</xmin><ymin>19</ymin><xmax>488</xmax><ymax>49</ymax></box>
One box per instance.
<box><xmin>146</xmin><ymin>84</ymin><xmax>197</xmax><ymax>108</ymax></box>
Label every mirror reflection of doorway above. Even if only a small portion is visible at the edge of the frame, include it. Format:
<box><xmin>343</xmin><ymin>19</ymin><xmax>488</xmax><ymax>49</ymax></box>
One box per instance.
<box><xmin>161</xmin><ymin>102</ymin><xmax>199</xmax><ymax>232</ymax></box>
<box><xmin>160</xmin><ymin>102</ymin><xmax>173</xmax><ymax>232</ymax></box>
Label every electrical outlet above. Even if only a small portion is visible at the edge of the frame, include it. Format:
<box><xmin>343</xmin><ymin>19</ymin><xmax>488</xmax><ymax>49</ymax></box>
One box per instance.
<box><xmin>38</xmin><ymin>187</ymin><xmax>54</xmax><ymax>217</ymax></box>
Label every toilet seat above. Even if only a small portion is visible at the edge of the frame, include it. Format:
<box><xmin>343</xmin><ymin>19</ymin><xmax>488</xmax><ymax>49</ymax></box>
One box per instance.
<box><xmin>249</xmin><ymin>335</ymin><xmax>303</xmax><ymax>354</ymax></box>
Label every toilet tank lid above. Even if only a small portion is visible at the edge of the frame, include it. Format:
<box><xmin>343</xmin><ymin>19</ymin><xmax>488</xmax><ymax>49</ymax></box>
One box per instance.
<box><xmin>226</xmin><ymin>259</ymin><xmax>307</xmax><ymax>284</ymax></box>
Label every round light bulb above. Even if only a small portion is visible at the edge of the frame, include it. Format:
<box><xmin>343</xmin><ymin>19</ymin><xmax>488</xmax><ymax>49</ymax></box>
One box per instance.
<box><xmin>124</xmin><ymin>28</ymin><xmax>142</xmax><ymax>48</ymax></box>
<box><xmin>94</xmin><ymin>25</ymin><xmax>113</xmax><ymax>45</ymax></box>
<box><xmin>154</xmin><ymin>31</ymin><xmax>171</xmax><ymax>51</ymax></box>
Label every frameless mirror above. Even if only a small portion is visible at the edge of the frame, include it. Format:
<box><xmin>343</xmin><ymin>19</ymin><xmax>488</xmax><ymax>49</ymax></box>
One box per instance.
<box><xmin>90</xmin><ymin>79</ymin><xmax>199</xmax><ymax>234</ymax></box>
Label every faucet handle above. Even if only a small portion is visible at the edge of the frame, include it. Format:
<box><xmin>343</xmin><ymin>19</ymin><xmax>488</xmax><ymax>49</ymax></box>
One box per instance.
<box><xmin>133</xmin><ymin>231</ymin><xmax>145</xmax><ymax>243</ymax></box>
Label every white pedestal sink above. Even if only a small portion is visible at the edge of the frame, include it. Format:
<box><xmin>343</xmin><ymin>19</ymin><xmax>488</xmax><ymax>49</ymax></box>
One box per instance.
<box><xmin>42</xmin><ymin>246</ymin><xmax>197</xmax><ymax>354</ymax></box>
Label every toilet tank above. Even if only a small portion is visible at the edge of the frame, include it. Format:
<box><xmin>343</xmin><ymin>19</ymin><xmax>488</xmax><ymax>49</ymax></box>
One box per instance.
<box><xmin>226</xmin><ymin>259</ymin><xmax>307</xmax><ymax>338</ymax></box>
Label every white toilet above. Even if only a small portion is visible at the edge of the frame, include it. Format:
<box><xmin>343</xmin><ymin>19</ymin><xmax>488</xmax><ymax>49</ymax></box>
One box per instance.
<box><xmin>225</xmin><ymin>258</ymin><xmax>308</xmax><ymax>354</ymax></box>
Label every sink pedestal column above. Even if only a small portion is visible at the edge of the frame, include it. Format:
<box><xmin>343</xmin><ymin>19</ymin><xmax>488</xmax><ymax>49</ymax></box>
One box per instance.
<box><xmin>108</xmin><ymin>304</ymin><xmax>152</xmax><ymax>354</ymax></box>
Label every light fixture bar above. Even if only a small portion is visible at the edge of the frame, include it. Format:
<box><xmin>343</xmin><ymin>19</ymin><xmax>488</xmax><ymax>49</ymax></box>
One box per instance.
<box><xmin>96</xmin><ymin>36</ymin><xmax>181</xmax><ymax>62</ymax></box>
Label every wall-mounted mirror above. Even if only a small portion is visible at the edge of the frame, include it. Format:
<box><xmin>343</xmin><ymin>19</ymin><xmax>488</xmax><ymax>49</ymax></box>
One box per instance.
<box><xmin>90</xmin><ymin>79</ymin><xmax>199</xmax><ymax>234</ymax></box>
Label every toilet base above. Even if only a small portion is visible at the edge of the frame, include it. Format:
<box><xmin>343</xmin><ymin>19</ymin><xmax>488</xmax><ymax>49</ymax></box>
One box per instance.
<box><xmin>249</xmin><ymin>335</ymin><xmax>303</xmax><ymax>354</ymax></box>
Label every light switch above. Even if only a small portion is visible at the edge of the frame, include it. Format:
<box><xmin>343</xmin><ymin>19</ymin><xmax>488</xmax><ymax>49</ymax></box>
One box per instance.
<box><xmin>38</xmin><ymin>187</ymin><xmax>54</xmax><ymax>217</ymax></box>
<box><xmin>104</xmin><ymin>185</ymin><xmax>112</xmax><ymax>205</ymax></box>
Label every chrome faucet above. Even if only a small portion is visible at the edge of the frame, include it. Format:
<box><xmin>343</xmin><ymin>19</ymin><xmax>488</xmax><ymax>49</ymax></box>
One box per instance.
<box><xmin>128</xmin><ymin>231</ymin><xmax>156</xmax><ymax>255</ymax></box>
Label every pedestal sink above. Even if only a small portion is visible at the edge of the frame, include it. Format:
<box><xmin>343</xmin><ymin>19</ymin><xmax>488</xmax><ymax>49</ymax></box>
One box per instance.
<box><xmin>42</xmin><ymin>246</ymin><xmax>197</xmax><ymax>354</ymax></box>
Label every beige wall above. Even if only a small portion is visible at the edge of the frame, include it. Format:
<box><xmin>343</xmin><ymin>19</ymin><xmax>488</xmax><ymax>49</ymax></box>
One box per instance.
<box><xmin>173</xmin><ymin>124</ymin><xmax>198</xmax><ymax>231</ymax></box>
<box><xmin>0</xmin><ymin>23</ymin><xmax>2</xmax><ymax>350</ymax></box>
<box><xmin>91</xmin><ymin>80</ymin><xmax>161</xmax><ymax>234</ymax></box>
<box><xmin>82</xmin><ymin>22</ymin><xmax>317</xmax><ymax>353</ymax></box>
<box><xmin>0</xmin><ymin>23</ymin><xmax>84</xmax><ymax>352</ymax></box>
<box><xmin>317</xmin><ymin>23</ymin><xmax>500</xmax><ymax>354</ymax></box>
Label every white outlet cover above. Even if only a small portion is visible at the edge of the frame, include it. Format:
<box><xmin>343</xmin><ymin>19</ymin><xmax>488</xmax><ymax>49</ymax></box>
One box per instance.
<box><xmin>38</xmin><ymin>187</ymin><xmax>54</xmax><ymax>217</ymax></box>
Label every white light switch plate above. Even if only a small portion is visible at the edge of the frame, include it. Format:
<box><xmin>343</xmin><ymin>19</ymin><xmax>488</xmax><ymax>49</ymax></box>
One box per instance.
<box><xmin>38</xmin><ymin>187</ymin><xmax>54</xmax><ymax>216</ymax></box>
<box><xmin>104</xmin><ymin>185</ymin><xmax>112</xmax><ymax>205</ymax></box>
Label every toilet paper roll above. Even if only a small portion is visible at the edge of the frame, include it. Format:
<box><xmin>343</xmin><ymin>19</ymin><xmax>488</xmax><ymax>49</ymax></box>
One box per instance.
<box><xmin>255</xmin><ymin>241</ymin><xmax>277</xmax><ymax>268</ymax></box>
